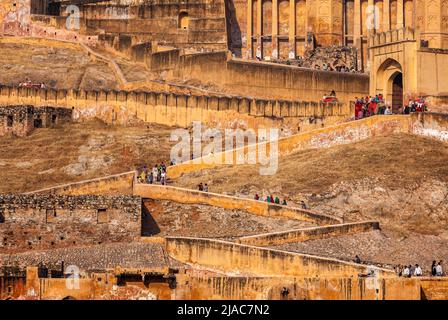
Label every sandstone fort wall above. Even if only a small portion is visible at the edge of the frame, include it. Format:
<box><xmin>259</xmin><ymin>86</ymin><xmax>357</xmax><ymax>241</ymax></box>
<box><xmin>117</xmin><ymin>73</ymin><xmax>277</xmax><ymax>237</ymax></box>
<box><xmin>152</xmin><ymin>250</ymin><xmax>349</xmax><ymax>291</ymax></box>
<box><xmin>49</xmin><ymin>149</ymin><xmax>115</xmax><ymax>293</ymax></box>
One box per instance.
<box><xmin>0</xmin><ymin>105</ymin><xmax>34</xmax><ymax>137</ymax></box>
<box><xmin>410</xmin><ymin>112</ymin><xmax>448</xmax><ymax>143</ymax></box>
<box><xmin>237</xmin><ymin>221</ymin><xmax>380</xmax><ymax>246</ymax></box>
<box><xmin>175</xmin><ymin>274</ymin><xmax>421</xmax><ymax>300</ymax></box>
<box><xmin>163</xmin><ymin>51</ymin><xmax>369</xmax><ymax>103</ymax></box>
<box><xmin>0</xmin><ymin>274</ymin><xmax>26</xmax><ymax>300</ymax></box>
<box><xmin>17</xmin><ymin>266</ymin><xmax>424</xmax><ymax>300</ymax></box>
<box><xmin>0</xmin><ymin>194</ymin><xmax>141</xmax><ymax>253</ymax></box>
<box><xmin>0</xmin><ymin>85</ymin><xmax>352</xmax><ymax>132</ymax></box>
<box><xmin>0</xmin><ymin>105</ymin><xmax>72</xmax><ymax>137</ymax></box>
<box><xmin>420</xmin><ymin>278</ymin><xmax>448</xmax><ymax>300</ymax></box>
<box><xmin>26</xmin><ymin>171</ymin><xmax>135</xmax><ymax>196</ymax></box>
<box><xmin>167</xmin><ymin>115</ymin><xmax>411</xmax><ymax>178</ymax></box>
<box><xmin>165</xmin><ymin>236</ymin><xmax>395</xmax><ymax>278</ymax></box>
<box><xmin>133</xmin><ymin>184</ymin><xmax>341</xmax><ymax>224</ymax></box>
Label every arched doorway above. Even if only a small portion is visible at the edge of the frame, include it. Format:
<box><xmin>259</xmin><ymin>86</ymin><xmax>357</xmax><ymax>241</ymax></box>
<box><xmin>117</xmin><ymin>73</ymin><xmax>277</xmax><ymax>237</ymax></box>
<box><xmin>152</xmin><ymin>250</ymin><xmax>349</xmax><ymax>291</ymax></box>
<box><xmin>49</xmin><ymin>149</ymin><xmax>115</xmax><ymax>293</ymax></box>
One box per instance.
<box><xmin>375</xmin><ymin>58</ymin><xmax>403</xmax><ymax>112</ymax></box>
<box><xmin>178</xmin><ymin>12</ymin><xmax>189</xmax><ymax>30</ymax></box>
<box><xmin>391</xmin><ymin>72</ymin><xmax>403</xmax><ymax>113</ymax></box>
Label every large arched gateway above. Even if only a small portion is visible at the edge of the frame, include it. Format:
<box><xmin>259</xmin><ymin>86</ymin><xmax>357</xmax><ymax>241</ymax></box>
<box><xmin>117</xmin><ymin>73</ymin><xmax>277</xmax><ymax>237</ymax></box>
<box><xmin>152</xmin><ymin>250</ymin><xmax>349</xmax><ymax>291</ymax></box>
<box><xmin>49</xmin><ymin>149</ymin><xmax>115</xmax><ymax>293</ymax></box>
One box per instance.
<box><xmin>375</xmin><ymin>58</ymin><xmax>403</xmax><ymax>112</ymax></box>
<box><xmin>369</xmin><ymin>27</ymin><xmax>448</xmax><ymax>112</ymax></box>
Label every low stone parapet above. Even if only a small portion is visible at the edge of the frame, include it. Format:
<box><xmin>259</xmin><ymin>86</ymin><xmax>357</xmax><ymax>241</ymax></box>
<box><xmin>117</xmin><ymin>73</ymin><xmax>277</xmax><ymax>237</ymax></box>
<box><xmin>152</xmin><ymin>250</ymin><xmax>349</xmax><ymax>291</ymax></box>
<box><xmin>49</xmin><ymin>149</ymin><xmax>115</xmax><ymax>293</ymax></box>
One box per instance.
<box><xmin>24</xmin><ymin>171</ymin><xmax>135</xmax><ymax>196</ymax></box>
<box><xmin>237</xmin><ymin>221</ymin><xmax>380</xmax><ymax>246</ymax></box>
<box><xmin>167</xmin><ymin>114</ymin><xmax>411</xmax><ymax>179</ymax></box>
<box><xmin>133</xmin><ymin>183</ymin><xmax>342</xmax><ymax>225</ymax></box>
<box><xmin>165</xmin><ymin>236</ymin><xmax>395</xmax><ymax>278</ymax></box>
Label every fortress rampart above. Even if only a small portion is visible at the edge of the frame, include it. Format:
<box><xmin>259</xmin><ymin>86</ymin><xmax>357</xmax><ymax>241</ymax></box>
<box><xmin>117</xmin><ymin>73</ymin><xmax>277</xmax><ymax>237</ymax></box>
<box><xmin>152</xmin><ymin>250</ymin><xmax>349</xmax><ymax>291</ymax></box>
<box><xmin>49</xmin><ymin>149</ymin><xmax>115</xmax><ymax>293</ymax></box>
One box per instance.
<box><xmin>175</xmin><ymin>274</ymin><xmax>421</xmax><ymax>300</ymax></box>
<box><xmin>0</xmin><ymin>84</ymin><xmax>353</xmax><ymax>132</ymax></box>
<box><xmin>410</xmin><ymin>112</ymin><xmax>448</xmax><ymax>142</ymax></box>
<box><xmin>165</xmin><ymin>236</ymin><xmax>394</xmax><ymax>278</ymax></box>
<box><xmin>0</xmin><ymin>105</ymin><xmax>72</xmax><ymax>137</ymax></box>
<box><xmin>25</xmin><ymin>171</ymin><xmax>136</xmax><ymax>196</ymax></box>
<box><xmin>167</xmin><ymin>115</ymin><xmax>411</xmax><ymax>178</ymax></box>
<box><xmin>0</xmin><ymin>194</ymin><xmax>141</xmax><ymax>253</ymax></box>
<box><xmin>237</xmin><ymin>221</ymin><xmax>380</xmax><ymax>246</ymax></box>
<box><xmin>133</xmin><ymin>184</ymin><xmax>341</xmax><ymax>225</ymax></box>
<box><xmin>172</xmin><ymin>54</ymin><xmax>370</xmax><ymax>103</ymax></box>
<box><xmin>3</xmin><ymin>265</ymin><xmax>428</xmax><ymax>300</ymax></box>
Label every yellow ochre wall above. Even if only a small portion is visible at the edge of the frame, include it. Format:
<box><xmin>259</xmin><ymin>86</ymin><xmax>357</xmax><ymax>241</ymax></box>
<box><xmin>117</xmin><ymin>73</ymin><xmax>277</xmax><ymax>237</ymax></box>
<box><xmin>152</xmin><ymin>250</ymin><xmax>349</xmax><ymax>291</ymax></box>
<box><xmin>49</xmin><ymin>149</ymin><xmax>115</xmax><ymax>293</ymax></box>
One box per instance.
<box><xmin>133</xmin><ymin>183</ymin><xmax>341</xmax><ymax>224</ymax></box>
<box><xmin>237</xmin><ymin>221</ymin><xmax>380</xmax><ymax>246</ymax></box>
<box><xmin>167</xmin><ymin>114</ymin><xmax>410</xmax><ymax>178</ymax></box>
<box><xmin>165</xmin><ymin>236</ymin><xmax>395</xmax><ymax>278</ymax></box>
<box><xmin>174</xmin><ymin>274</ymin><xmax>421</xmax><ymax>300</ymax></box>
<box><xmin>0</xmin><ymin>85</ymin><xmax>353</xmax><ymax>133</ymax></box>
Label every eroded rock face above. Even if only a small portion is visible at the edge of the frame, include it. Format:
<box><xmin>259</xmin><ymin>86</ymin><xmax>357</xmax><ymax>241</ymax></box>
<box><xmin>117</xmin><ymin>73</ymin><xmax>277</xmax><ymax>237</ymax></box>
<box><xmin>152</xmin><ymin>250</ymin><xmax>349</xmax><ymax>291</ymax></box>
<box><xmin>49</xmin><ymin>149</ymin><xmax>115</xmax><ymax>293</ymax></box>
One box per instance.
<box><xmin>143</xmin><ymin>199</ymin><xmax>314</xmax><ymax>239</ymax></box>
<box><xmin>307</xmin><ymin>178</ymin><xmax>448</xmax><ymax>235</ymax></box>
<box><xmin>271</xmin><ymin>229</ymin><xmax>448</xmax><ymax>274</ymax></box>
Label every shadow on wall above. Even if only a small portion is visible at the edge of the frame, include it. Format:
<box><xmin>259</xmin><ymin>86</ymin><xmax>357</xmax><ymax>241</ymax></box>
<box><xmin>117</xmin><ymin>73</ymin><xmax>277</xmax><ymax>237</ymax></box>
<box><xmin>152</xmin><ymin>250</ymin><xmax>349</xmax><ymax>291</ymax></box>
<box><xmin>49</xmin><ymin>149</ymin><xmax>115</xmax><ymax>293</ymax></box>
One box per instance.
<box><xmin>141</xmin><ymin>203</ymin><xmax>161</xmax><ymax>236</ymax></box>
<box><xmin>225</xmin><ymin>0</ymin><xmax>242</xmax><ymax>58</ymax></box>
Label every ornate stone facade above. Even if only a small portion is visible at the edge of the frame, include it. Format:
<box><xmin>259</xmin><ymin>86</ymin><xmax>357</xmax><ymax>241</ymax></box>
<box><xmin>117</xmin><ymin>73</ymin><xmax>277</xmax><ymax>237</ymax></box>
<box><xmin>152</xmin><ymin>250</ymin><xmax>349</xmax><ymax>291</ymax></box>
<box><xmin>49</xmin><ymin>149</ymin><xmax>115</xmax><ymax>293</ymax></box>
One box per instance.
<box><xmin>241</xmin><ymin>0</ymin><xmax>448</xmax><ymax>69</ymax></box>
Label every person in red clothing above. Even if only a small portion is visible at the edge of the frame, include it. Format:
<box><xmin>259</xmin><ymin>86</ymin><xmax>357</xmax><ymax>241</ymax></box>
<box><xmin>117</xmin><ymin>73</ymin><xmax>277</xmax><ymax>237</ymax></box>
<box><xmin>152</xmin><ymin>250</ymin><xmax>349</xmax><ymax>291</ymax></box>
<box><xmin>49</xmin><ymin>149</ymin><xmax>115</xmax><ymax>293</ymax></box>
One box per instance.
<box><xmin>354</xmin><ymin>97</ymin><xmax>363</xmax><ymax>119</ymax></box>
<box><xmin>369</xmin><ymin>100</ymin><xmax>377</xmax><ymax>115</ymax></box>
<box><xmin>364</xmin><ymin>96</ymin><xmax>371</xmax><ymax>116</ymax></box>
<box><xmin>370</xmin><ymin>95</ymin><xmax>380</xmax><ymax>115</ymax></box>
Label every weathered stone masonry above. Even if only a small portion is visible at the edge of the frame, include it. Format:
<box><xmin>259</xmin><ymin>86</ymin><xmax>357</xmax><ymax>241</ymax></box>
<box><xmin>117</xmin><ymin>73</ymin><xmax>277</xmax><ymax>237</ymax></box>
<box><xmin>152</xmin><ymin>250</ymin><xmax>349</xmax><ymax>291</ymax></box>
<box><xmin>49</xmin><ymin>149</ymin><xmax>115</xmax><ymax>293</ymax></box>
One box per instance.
<box><xmin>0</xmin><ymin>105</ymin><xmax>72</xmax><ymax>137</ymax></box>
<box><xmin>0</xmin><ymin>85</ymin><xmax>350</xmax><ymax>133</ymax></box>
<box><xmin>0</xmin><ymin>194</ymin><xmax>141</xmax><ymax>253</ymax></box>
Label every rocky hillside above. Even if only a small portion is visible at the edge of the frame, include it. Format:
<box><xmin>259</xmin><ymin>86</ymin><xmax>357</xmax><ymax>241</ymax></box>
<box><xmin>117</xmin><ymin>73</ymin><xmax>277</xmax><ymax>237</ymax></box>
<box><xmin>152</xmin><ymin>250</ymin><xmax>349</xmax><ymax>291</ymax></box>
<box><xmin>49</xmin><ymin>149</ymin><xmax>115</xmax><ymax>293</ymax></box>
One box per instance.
<box><xmin>0</xmin><ymin>120</ymin><xmax>176</xmax><ymax>193</ymax></box>
<box><xmin>174</xmin><ymin>133</ymin><xmax>448</xmax><ymax>236</ymax></box>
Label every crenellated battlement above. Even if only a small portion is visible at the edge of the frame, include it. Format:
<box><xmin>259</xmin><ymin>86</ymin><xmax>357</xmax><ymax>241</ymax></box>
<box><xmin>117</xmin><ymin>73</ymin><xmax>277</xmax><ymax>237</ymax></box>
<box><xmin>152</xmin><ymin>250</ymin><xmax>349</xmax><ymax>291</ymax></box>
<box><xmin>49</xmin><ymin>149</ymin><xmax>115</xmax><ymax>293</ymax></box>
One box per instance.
<box><xmin>369</xmin><ymin>27</ymin><xmax>419</xmax><ymax>48</ymax></box>
<box><xmin>0</xmin><ymin>84</ymin><xmax>352</xmax><ymax>132</ymax></box>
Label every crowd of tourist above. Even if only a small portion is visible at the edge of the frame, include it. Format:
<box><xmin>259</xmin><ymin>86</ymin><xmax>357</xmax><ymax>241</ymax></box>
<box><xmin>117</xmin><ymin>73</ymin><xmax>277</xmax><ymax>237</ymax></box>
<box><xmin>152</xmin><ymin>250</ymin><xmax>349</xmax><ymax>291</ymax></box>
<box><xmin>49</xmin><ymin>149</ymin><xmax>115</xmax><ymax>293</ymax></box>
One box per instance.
<box><xmin>403</xmin><ymin>98</ymin><xmax>428</xmax><ymax>114</ymax></box>
<box><xmin>354</xmin><ymin>94</ymin><xmax>391</xmax><ymax>119</ymax></box>
<box><xmin>395</xmin><ymin>261</ymin><xmax>444</xmax><ymax>277</ymax></box>
<box><xmin>254</xmin><ymin>194</ymin><xmax>286</xmax><ymax>205</ymax></box>
<box><xmin>355</xmin><ymin>255</ymin><xmax>444</xmax><ymax>277</ymax></box>
<box><xmin>253</xmin><ymin>194</ymin><xmax>308</xmax><ymax>209</ymax></box>
<box><xmin>395</xmin><ymin>264</ymin><xmax>424</xmax><ymax>277</ymax></box>
<box><xmin>354</xmin><ymin>95</ymin><xmax>428</xmax><ymax>119</ymax></box>
<box><xmin>137</xmin><ymin>163</ymin><xmax>168</xmax><ymax>185</ymax></box>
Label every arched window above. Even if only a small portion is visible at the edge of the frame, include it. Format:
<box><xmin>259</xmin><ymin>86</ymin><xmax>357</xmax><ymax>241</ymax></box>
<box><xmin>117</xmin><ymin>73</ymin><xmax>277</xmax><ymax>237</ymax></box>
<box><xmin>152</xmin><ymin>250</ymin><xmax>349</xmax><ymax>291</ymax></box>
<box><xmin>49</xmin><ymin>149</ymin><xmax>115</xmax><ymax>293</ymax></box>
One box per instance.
<box><xmin>178</xmin><ymin>12</ymin><xmax>189</xmax><ymax>30</ymax></box>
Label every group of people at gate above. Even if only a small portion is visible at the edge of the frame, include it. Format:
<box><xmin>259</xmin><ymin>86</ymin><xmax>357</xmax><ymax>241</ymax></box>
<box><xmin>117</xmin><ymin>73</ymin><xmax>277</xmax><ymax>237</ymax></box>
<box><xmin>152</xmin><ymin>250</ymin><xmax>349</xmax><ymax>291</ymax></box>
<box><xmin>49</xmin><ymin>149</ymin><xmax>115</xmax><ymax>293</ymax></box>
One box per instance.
<box><xmin>354</xmin><ymin>95</ymin><xmax>428</xmax><ymax>119</ymax></box>
<box><xmin>354</xmin><ymin>94</ymin><xmax>392</xmax><ymax>119</ymax></box>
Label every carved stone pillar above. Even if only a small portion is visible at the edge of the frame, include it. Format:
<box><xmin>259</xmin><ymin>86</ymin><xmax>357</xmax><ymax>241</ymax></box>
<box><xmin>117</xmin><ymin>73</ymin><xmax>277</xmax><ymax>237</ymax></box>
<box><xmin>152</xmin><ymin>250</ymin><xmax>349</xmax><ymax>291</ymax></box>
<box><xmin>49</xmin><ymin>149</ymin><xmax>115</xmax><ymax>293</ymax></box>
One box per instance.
<box><xmin>289</xmin><ymin>0</ymin><xmax>296</xmax><ymax>59</ymax></box>
<box><xmin>247</xmin><ymin>0</ymin><xmax>253</xmax><ymax>58</ymax></box>
<box><xmin>256</xmin><ymin>0</ymin><xmax>263</xmax><ymax>59</ymax></box>
<box><xmin>383</xmin><ymin>0</ymin><xmax>390</xmax><ymax>31</ymax></box>
<box><xmin>368</xmin><ymin>0</ymin><xmax>375</xmax><ymax>33</ymax></box>
<box><xmin>397</xmin><ymin>0</ymin><xmax>404</xmax><ymax>28</ymax></box>
<box><xmin>272</xmin><ymin>0</ymin><xmax>279</xmax><ymax>58</ymax></box>
<box><xmin>353</xmin><ymin>0</ymin><xmax>363</xmax><ymax>70</ymax></box>
<box><xmin>354</xmin><ymin>0</ymin><xmax>361</xmax><ymax>39</ymax></box>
